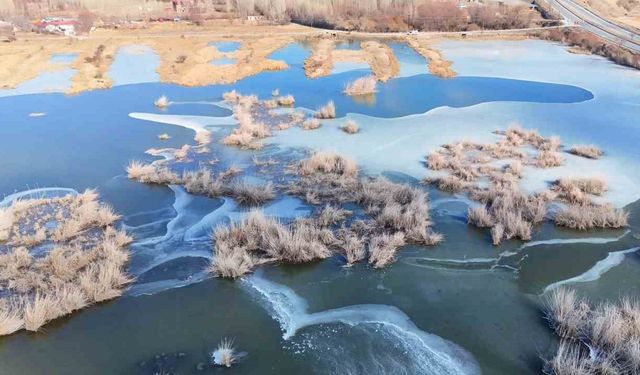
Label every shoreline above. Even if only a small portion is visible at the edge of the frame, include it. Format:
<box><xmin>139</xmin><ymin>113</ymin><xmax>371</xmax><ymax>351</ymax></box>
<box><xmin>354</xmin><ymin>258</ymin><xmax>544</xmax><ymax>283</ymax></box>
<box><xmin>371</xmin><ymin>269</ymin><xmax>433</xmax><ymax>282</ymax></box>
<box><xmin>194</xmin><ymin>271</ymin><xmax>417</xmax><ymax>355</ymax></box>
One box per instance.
<box><xmin>0</xmin><ymin>21</ymin><xmax>613</xmax><ymax>95</ymax></box>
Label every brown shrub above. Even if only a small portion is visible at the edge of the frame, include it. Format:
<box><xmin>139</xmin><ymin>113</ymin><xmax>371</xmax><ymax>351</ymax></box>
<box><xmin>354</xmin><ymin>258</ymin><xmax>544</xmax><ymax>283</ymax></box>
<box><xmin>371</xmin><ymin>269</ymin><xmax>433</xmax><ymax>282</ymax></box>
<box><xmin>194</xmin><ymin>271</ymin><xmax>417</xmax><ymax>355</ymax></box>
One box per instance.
<box><xmin>535</xmin><ymin>150</ymin><xmax>563</xmax><ymax>168</ymax></box>
<box><xmin>301</xmin><ymin>118</ymin><xmax>321</xmax><ymax>130</ymax></box>
<box><xmin>426</xmin><ymin>151</ymin><xmax>448</xmax><ymax>170</ymax></box>
<box><xmin>569</xmin><ymin>145</ymin><xmax>603</xmax><ymax>159</ymax></box>
<box><xmin>299</xmin><ymin>151</ymin><xmax>358</xmax><ymax>178</ymax></box>
<box><xmin>341</xmin><ymin>120</ymin><xmax>359</xmax><ymax>134</ymax></box>
<box><xmin>344</xmin><ymin>76</ymin><xmax>377</xmax><ymax>96</ymax></box>
<box><xmin>467</xmin><ymin>206</ymin><xmax>493</xmax><ymax>227</ymax></box>
<box><xmin>314</xmin><ymin>100</ymin><xmax>336</xmax><ymax>119</ymax></box>
<box><xmin>368</xmin><ymin>232</ymin><xmax>406</xmax><ymax>268</ymax></box>
<box><xmin>210</xmin><ymin>210</ymin><xmax>333</xmax><ymax>278</ymax></box>
<box><xmin>229</xmin><ymin>181</ymin><xmax>276</xmax><ymax>206</ymax></box>
<box><xmin>277</xmin><ymin>95</ymin><xmax>295</xmax><ymax>106</ymax></box>
<box><xmin>554</xmin><ymin>203</ymin><xmax>628</xmax><ymax>230</ymax></box>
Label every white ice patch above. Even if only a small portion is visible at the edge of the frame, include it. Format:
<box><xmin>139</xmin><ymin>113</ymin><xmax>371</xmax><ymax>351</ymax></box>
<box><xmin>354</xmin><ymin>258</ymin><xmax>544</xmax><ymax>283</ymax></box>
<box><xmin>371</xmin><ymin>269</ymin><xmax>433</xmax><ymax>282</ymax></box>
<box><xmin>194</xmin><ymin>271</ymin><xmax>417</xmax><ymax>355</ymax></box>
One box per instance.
<box><xmin>519</xmin><ymin>231</ymin><xmax>630</xmax><ymax>250</ymax></box>
<box><xmin>183</xmin><ymin>197</ymin><xmax>238</xmax><ymax>241</ymax></box>
<box><xmin>543</xmin><ymin>247</ymin><xmax>639</xmax><ymax>293</ymax></box>
<box><xmin>244</xmin><ymin>273</ymin><xmax>481</xmax><ymax>375</ymax></box>
<box><xmin>129</xmin><ymin>112</ymin><xmax>235</xmax><ymax>136</ymax></box>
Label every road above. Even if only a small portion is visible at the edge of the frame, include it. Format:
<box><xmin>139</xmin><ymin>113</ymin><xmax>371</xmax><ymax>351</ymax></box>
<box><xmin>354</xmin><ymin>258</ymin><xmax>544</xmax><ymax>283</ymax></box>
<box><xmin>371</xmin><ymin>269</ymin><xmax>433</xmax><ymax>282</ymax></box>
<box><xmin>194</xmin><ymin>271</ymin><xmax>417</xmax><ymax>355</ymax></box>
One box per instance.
<box><xmin>544</xmin><ymin>0</ymin><xmax>640</xmax><ymax>53</ymax></box>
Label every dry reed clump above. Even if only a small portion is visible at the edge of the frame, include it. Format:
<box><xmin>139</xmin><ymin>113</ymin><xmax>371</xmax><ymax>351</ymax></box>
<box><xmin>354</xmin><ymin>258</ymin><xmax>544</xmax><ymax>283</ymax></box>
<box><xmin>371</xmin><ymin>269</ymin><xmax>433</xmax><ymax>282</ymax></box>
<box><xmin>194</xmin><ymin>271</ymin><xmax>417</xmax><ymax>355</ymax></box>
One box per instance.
<box><xmin>341</xmin><ymin>120</ymin><xmax>359</xmax><ymax>134</ymax></box>
<box><xmin>467</xmin><ymin>186</ymin><xmax>546</xmax><ymax>244</ymax></box>
<box><xmin>222</xmin><ymin>90</ymin><xmax>240</xmax><ymax>102</ymax></box>
<box><xmin>154</xmin><ymin>95</ymin><xmax>169</xmax><ymax>108</ymax></box>
<box><xmin>222</xmin><ymin>97</ymin><xmax>271</xmax><ymax>150</ymax></box>
<box><xmin>210</xmin><ymin>210</ymin><xmax>334</xmax><ymax>278</ymax></box>
<box><xmin>0</xmin><ymin>191</ymin><xmax>132</xmax><ymax>336</ymax></box>
<box><xmin>301</xmin><ymin>118</ymin><xmax>321</xmax><ymax>130</ymax></box>
<box><xmin>276</xmin><ymin>95</ymin><xmax>295</xmax><ymax>106</ymax></box>
<box><xmin>314</xmin><ymin>101</ymin><xmax>336</xmax><ymax>119</ymax></box>
<box><xmin>426</xmin><ymin>152</ymin><xmax>448</xmax><ymax>170</ymax></box>
<box><xmin>358</xmin><ymin>178</ymin><xmax>441</xmax><ymax>246</ymax></box>
<box><xmin>424</xmin><ymin>175</ymin><xmax>468</xmax><ymax>193</ymax></box>
<box><xmin>263</xmin><ymin>99</ymin><xmax>278</xmax><ymax>109</ymax></box>
<box><xmin>552</xmin><ymin>177</ymin><xmax>607</xmax><ymax>204</ymax></box>
<box><xmin>128</xmin><ymin>162</ymin><xmax>269</xmax><ymax>208</ymax></box>
<box><xmin>467</xmin><ymin>206</ymin><xmax>494</xmax><ymax>227</ymax></box>
<box><xmin>344</xmin><ymin>76</ymin><xmax>377</xmax><ymax>96</ymax></box>
<box><xmin>535</xmin><ymin>150</ymin><xmax>564</xmax><ymax>168</ymax></box>
<box><xmin>554</xmin><ymin>203</ymin><xmax>628</xmax><ymax>230</ymax></box>
<box><xmin>126</xmin><ymin>161</ymin><xmax>180</xmax><ymax>185</ymax></box>
<box><xmin>569</xmin><ymin>145</ymin><xmax>603</xmax><ymax>159</ymax></box>
<box><xmin>423</xmin><ymin>126</ymin><xmax>622</xmax><ymax>244</ymax></box>
<box><xmin>229</xmin><ymin>181</ymin><xmax>276</xmax><ymax>206</ymax></box>
<box><xmin>542</xmin><ymin>288</ymin><xmax>640</xmax><ymax>375</ymax></box>
<box><xmin>194</xmin><ymin>131</ymin><xmax>213</xmax><ymax>146</ymax></box>
<box><xmin>213</xmin><ymin>338</ymin><xmax>237</xmax><ymax>368</ymax></box>
<box><xmin>368</xmin><ymin>233</ymin><xmax>406</xmax><ymax>268</ymax></box>
<box><xmin>299</xmin><ymin>151</ymin><xmax>358</xmax><ymax>179</ymax></box>
<box><xmin>335</xmin><ymin>228</ymin><xmax>366</xmax><ymax>266</ymax></box>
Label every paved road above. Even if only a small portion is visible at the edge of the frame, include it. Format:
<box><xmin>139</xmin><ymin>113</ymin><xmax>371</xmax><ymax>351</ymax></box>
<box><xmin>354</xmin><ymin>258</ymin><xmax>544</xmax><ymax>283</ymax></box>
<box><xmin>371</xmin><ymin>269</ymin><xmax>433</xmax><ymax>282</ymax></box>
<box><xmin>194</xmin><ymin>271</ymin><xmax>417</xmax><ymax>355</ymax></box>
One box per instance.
<box><xmin>544</xmin><ymin>0</ymin><xmax>640</xmax><ymax>53</ymax></box>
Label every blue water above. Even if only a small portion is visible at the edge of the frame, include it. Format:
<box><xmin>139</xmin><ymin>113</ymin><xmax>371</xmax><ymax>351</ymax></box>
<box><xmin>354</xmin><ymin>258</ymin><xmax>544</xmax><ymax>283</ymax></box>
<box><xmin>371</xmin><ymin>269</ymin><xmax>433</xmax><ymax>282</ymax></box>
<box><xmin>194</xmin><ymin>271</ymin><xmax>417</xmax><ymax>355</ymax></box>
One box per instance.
<box><xmin>268</xmin><ymin>43</ymin><xmax>312</xmax><ymax>66</ymax></box>
<box><xmin>210</xmin><ymin>57</ymin><xmax>236</xmax><ymax>66</ymax></box>
<box><xmin>335</xmin><ymin>40</ymin><xmax>361</xmax><ymax>50</ymax></box>
<box><xmin>208</xmin><ymin>41</ymin><xmax>241</xmax><ymax>53</ymax></box>
<box><xmin>109</xmin><ymin>46</ymin><xmax>160</xmax><ymax>86</ymax></box>
<box><xmin>0</xmin><ymin>40</ymin><xmax>627</xmax><ymax>375</ymax></box>
<box><xmin>49</xmin><ymin>53</ymin><xmax>77</xmax><ymax>65</ymax></box>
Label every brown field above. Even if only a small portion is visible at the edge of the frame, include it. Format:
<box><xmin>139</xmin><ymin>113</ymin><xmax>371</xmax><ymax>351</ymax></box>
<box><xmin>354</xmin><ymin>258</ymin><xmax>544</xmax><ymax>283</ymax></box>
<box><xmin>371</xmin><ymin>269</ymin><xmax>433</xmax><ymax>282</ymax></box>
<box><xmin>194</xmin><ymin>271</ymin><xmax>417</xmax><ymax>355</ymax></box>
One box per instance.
<box><xmin>0</xmin><ymin>19</ymin><xmax>477</xmax><ymax>94</ymax></box>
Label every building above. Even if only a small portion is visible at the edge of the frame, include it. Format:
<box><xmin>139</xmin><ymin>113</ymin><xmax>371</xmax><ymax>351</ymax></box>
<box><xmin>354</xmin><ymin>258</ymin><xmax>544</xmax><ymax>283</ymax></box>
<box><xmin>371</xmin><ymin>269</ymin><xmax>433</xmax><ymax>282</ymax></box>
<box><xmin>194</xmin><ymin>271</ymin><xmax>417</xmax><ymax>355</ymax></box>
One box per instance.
<box><xmin>37</xmin><ymin>17</ymin><xmax>77</xmax><ymax>36</ymax></box>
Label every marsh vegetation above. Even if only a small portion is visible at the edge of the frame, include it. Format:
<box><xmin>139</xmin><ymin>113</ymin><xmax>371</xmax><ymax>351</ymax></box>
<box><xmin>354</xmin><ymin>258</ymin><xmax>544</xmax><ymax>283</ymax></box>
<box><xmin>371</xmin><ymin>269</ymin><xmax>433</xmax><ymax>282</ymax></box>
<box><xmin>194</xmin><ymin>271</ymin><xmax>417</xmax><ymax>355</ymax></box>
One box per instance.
<box><xmin>208</xmin><ymin>151</ymin><xmax>441</xmax><ymax>277</ymax></box>
<box><xmin>0</xmin><ymin>190</ymin><xmax>131</xmax><ymax>336</ymax></box>
<box><xmin>424</xmin><ymin>126</ymin><xmax>627</xmax><ymax>244</ymax></box>
<box><xmin>544</xmin><ymin>288</ymin><xmax>640</xmax><ymax>375</ymax></box>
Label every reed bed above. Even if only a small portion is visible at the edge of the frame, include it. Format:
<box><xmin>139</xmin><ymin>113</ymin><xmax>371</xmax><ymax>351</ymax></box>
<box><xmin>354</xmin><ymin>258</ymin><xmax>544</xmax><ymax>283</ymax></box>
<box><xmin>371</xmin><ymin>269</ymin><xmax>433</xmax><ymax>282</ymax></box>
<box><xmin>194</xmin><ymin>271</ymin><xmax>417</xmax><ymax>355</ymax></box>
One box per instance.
<box><xmin>423</xmin><ymin>126</ymin><xmax>625</xmax><ymax>244</ymax></box>
<box><xmin>209</xmin><ymin>152</ymin><xmax>441</xmax><ymax>277</ymax></box>
<box><xmin>543</xmin><ymin>288</ymin><xmax>640</xmax><ymax>375</ymax></box>
<box><xmin>0</xmin><ymin>191</ymin><xmax>132</xmax><ymax>336</ymax></box>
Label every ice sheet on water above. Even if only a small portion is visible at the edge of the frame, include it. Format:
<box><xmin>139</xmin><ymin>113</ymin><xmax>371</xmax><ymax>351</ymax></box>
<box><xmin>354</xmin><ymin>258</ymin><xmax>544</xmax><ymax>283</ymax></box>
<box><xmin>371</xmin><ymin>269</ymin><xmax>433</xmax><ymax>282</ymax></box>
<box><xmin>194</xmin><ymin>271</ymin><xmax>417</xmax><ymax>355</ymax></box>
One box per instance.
<box><xmin>244</xmin><ymin>272</ymin><xmax>481</xmax><ymax>375</ymax></box>
<box><xmin>543</xmin><ymin>247</ymin><xmax>639</xmax><ymax>293</ymax></box>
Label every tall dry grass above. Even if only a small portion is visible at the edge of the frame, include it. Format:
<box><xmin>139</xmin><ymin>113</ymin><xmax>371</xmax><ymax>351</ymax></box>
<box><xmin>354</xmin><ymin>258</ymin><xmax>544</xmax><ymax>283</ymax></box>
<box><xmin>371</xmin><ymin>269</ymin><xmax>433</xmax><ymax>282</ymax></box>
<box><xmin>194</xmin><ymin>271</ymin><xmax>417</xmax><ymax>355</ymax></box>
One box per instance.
<box><xmin>0</xmin><ymin>191</ymin><xmax>132</xmax><ymax>335</ymax></box>
<box><xmin>208</xmin><ymin>152</ymin><xmax>440</xmax><ymax>275</ymax></box>
<box><xmin>154</xmin><ymin>95</ymin><xmax>168</xmax><ymax>108</ymax></box>
<box><xmin>314</xmin><ymin>100</ymin><xmax>336</xmax><ymax>119</ymax></box>
<box><xmin>543</xmin><ymin>288</ymin><xmax>640</xmax><ymax>374</ymax></box>
<box><xmin>554</xmin><ymin>203</ymin><xmax>628</xmax><ymax>230</ymax></box>
<box><xmin>568</xmin><ymin>144</ymin><xmax>603</xmax><ymax>159</ymax></box>
<box><xmin>344</xmin><ymin>76</ymin><xmax>377</xmax><ymax>96</ymax></box>
<box><xmin>341</xmin><ymin>120</ymin><xmax>359</xmax><ymax>134</ymax></box>
<box><xmin>213</xmin><ymin>338</ymin><xmax>237</xmax><ymax>367</ymax></box>
<box><xmin>210</xmin><ymin>210</ymin><xmax>333</xmax><ymax>278</ymax></box>
<box><xmin>423</xmin><ymin>127</ymin><xmax>623</xmax><ymax>244</ymax></box>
